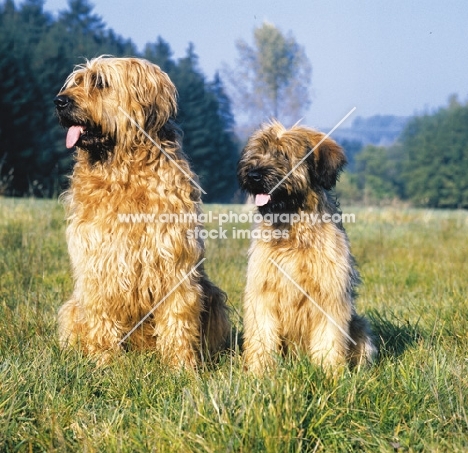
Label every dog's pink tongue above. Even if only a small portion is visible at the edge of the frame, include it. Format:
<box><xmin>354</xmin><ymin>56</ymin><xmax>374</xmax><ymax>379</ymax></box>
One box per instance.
<box><xmin>255</xmin><ymin>194</ymin><xmax>271</xmax><ymax>206</ymax></box>
<box><xmin>66</xmin><ymin>126</ymin><xmax>83</xmax><ymax>149</ymax></box>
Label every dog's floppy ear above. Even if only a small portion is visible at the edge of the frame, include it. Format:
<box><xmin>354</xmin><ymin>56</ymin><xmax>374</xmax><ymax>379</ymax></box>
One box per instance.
<box><xmin>129</xmin><ymin>59</ymin><xmax>178</xmax><ymax>133</ymax></box>
<box><xmin>306</xmin><ymin>132</ymin><xmax>347</xmax><ymax>190</ymax></box>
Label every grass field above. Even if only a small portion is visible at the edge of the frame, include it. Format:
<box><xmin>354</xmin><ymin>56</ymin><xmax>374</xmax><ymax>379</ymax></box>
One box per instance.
<box><xmin>0</xmin><ymin>198</ymin><xmax>467</xmax><ymax>452</ymax></box>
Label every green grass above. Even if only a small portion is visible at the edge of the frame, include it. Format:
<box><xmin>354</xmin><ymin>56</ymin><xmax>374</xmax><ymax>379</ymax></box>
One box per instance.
<box><xmin>0</xmin><ymin>199</ymin><xmax>467</xmax><ymax>452</ymax></box>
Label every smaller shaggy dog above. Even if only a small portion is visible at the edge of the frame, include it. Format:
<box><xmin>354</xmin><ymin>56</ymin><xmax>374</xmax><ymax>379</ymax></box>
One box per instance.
<box><xmin>238</xmin><ymin>121</ymin><xmax>377</xmax><ymax>374</ymax></box>
<box><xmin>54</xmin><ymin>56</ymin><xmax>230</xmax><ymax>367</ymax></box>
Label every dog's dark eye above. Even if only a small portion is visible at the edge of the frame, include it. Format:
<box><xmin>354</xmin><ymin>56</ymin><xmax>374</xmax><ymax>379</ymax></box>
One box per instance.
<box><xmin>273</xmin><ymin>148</ymin><xmax>289</xmax><ymax>161</ymax></box>
<box><xmin>92</xmin><ymin>74</ymin><xmax>107</xmax><ymax>89</ymax></box>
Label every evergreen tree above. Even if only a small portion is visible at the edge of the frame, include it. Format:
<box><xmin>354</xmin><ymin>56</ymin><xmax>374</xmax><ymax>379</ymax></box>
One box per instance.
<box><xmin>144</xmin><ymin>37</ymin><xmax>176</xmax><ymax>75</ymax></box>
<box><xmin>210</xmin><ymin>72</ymin><xmax>236</xmax><ymax>133</ymax></box>
<box><xmin>206</xmin><ymin>72</ymin><xmax>239</xmax><ymax>201</ymax></box>
<box><xmin>173</xmin><ymin>45</ymin><xmax>238</xmax><ymax>202</ymax></box>
<box><xmin>0</xmin><ymin>1</ymin><xmax>238</xmax><ymax>201</ymax></box>
<box><xmin>0</xmin><ymin>0</ymin><xmax>135</xmax><ymax>195</ymax></box>
<box><xmin>59</xmin><ymin>0</ymin><xmax>103</xmax><ymax>32</ymax></box>
<box><xmin>58</xmin><ymin>0</ymin><xmax>134</xmax><ymax>59</ymax></box>
<box><xmin>0</xmin><ymin>0</ymin><xmax>48</xmax><ymax>194</ymax></box>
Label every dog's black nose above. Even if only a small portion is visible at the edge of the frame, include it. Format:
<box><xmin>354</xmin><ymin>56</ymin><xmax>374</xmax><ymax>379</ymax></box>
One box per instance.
<box><xmin>54</xmin><ymin>95</ymin><xmax>70</xmax><ymax>110</ymax></box>
<box><xmin>248</xmin><ymin>170</ymin><xmax>262</xmax><ymax>182</ymax></box>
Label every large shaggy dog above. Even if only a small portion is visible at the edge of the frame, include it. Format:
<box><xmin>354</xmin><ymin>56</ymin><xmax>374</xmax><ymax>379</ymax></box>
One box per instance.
<box><xmin>54</xmin><ymin>56</ymin><xmax>230</xmax><ymax>367</ymax></box>
<box><xmin>238</xmin><ymin>121</ymin><xmax>377</xmax><ymax>374</ymax></box>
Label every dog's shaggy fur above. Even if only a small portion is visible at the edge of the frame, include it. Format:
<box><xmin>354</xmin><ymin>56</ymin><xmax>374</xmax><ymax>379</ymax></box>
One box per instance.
<box><xmin>54</xmin><ymin>56</ymin><xmax>230</xmax><ymax>367</ymax></box>
<box><xmin>238</xmin><ymin>121</ymin><xmax>377</xmax><ymax>374</ymax></box>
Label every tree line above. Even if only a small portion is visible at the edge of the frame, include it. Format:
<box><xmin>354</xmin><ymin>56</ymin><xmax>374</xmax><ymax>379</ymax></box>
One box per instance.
<box><xmin>0</xmin><ymin>0</ymin><xmax>238</xmax><ymax>202</ymax></box>
<box><xmin>337</xmin><ymin>95</ymin><xmax>468</xmax><ymax>209</ymax></box>
<box><xmin>1</xmin><ymin>0</ymin><xmax>467</xmax><ymax>208</ymax></box>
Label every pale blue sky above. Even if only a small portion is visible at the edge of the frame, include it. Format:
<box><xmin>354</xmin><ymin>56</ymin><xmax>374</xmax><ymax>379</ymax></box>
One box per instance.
<box><xmin>44</xmin><ymin>0</ymin><xmax>468</xmax><ymax>128</ymax></box>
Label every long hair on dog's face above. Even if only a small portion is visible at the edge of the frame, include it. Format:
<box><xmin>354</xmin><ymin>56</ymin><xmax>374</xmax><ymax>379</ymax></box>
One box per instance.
<box><xmin>55</xmin><ymin>56</ymin><xmax>178</xmax><ymax>161</ymax></box>
<box><xmin>237</xmin><ymin>120</ymin><xmax>347</xmax><ymax>215</ymax></box>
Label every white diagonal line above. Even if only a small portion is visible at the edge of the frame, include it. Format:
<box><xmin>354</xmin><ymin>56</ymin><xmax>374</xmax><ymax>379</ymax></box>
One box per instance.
<box><xmin>118</xmin><ymin>258</ymin><xmax>206</xmax><ymax>346</ymax></box>
<box><xmin>268</xmin><ymin>107</ymin><xmax>356</xmax><ymax>195</ymax></box>
<box><xmin>118</xmin><ymin>107</ymin><xmax>207</xmax><ymax>195</ymax></box>
<box><xmin>268</xmin><ymin>257</ymin><xmax>356</xmax><ymax>345</ymax></box>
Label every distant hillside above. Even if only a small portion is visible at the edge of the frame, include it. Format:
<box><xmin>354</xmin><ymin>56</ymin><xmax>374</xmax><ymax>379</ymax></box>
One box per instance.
<box><xmin>332</xmin><ymin>115</ymin><xmax>410</xmax><ymax>146</ymax></box>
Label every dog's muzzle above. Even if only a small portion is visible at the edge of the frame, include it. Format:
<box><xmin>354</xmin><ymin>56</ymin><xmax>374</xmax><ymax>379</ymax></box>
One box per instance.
<box><xmin>54</xmin><ymin>95</ymin><xmax>71</xmax><ymax>111</ymax></box>
<box><xmin>247</xmin><ymin>170</ymin><xmax>263</xmax><ymax>182</ymax></box>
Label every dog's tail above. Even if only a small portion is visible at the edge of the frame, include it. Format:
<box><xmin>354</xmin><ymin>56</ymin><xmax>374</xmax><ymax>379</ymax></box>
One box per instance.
<box><xmin>199</xmin><ymin>276</ymin><xmax>231</xmax><ymax>359</ymax></box>
<box><xmin>347</xmin><ymin>313</ymin><xmax>378</xmax><ymax>367</ymax></box>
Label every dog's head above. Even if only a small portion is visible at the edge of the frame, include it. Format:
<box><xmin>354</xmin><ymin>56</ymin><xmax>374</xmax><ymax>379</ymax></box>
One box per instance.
<box><xmin>237</xmin><ymin>121</ymin><xmax>346</xmax><ymax>214</ymax></box>
<box><xmin>54</xmin><ymin>56</ymin><xmax>178</xmax><ymax>161</ymax></box>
